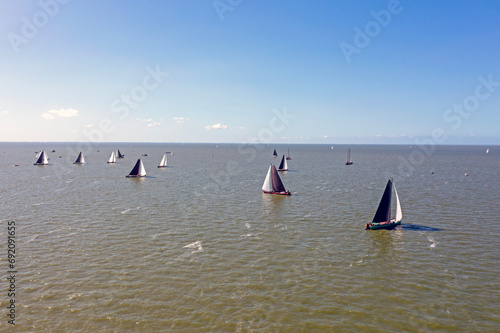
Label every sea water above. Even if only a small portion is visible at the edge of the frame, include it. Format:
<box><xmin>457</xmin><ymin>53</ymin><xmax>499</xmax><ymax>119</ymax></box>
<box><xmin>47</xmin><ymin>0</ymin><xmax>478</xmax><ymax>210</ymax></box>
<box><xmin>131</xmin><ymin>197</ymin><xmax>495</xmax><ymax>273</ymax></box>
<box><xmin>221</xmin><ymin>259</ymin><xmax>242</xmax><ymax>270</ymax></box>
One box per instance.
<box><xmin>0</xmin><ymin>143</ymin><xmax>499</xmax><ymax>331</ymax></box>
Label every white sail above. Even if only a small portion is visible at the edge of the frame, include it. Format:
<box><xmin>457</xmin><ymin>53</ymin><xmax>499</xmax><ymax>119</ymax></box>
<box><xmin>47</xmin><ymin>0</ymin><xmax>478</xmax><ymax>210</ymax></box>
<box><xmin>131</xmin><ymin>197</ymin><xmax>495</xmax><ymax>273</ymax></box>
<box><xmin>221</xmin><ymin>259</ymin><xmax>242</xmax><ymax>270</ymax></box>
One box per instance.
<box><xmin>158</xmin><ymin>153</ymin><xmax>167</xmax><ymax>167</ymax></box>
<box><xmin>283</xmin><ymin>157</ymin><xmax>288</xmax><ymax>171</ymax></box>
<box><xmin>394</xmin><ymin>184</ymin><xmax>403</xmax><ymax>222</ymax></box>
<box><xmin>138</xmin><ymin>159</ymin><xmax>146</xmax><ymax>177</ymax></box>
<box><xmin>107</xmin><ymin>151</ymin><xmax>116</xmax><ymax>163</ymax></box>
<box><xmin>262</xmin><ymin>165</ymin><xmax>272</xmax><ymax>192</ymax></box>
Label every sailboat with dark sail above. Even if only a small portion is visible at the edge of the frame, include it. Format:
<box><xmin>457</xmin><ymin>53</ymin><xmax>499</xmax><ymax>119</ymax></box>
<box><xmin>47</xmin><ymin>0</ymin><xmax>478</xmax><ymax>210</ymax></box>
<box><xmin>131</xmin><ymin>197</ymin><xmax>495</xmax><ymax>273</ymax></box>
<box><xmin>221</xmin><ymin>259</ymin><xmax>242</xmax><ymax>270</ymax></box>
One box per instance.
<box><xmin>262</xmin><ymin>165</ymin><xmax>291</xmax><ymax>195</ymax></box>
<box><xmin>345</xmin><ymin>148</ymin><xmax>353</xmax><ymax>165</ymax></box>
<box><xmin>107</xmin><ymin>151</ymin><xmax>116</xmax><ymax>164</ymax></box>
<box><xmin>365</xmin><ymin>179</ymin><xmax>402</xmax><ymax>230</ymax></box>
<box><xmin>286</xmin><ymin>147</ymin><xmax>292</xmax><ymax>160</ymax></box>
<box><xmin>73</xmin><ymin>152</ymin><xmax>85</xmax><ymax>164</ymax></box>
<box><xmin>34</xmin><ymin>150</ymin><xmax>48</xmax><ymax>165</ymax></box>
<box><xmin>117</xmin><ymin>149</ymin><xmax>125</xmax><ymax>158</ymax></box>
<box><xmin>126</xmin><ymin>159</ymin><xmax>146</xmax><ymax>178</ymax></box>
<box><xmin>273</xmin><ymin>149</ymin><xmax>278</xmax><ymax>158</ymax></box>
<box><xmin>157</xmin><ymin>153</ymin><xmax>168</xmax><ymax>168</ymax></box>
<box><xmin>278</xmin><ymin>155</ymin><xmax>288</xmax><ymax>171</ymax></box>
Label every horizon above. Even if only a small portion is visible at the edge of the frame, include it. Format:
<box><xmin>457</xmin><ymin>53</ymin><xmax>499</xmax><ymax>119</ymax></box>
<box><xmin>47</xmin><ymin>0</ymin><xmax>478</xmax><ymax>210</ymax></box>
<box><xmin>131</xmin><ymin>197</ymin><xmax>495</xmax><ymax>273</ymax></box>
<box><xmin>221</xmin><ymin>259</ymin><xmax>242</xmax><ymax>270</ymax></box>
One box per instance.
<box><xmin>1</xmin><ymin>1</ymin><xmax>499</xmax><ymax>144</ymax></box>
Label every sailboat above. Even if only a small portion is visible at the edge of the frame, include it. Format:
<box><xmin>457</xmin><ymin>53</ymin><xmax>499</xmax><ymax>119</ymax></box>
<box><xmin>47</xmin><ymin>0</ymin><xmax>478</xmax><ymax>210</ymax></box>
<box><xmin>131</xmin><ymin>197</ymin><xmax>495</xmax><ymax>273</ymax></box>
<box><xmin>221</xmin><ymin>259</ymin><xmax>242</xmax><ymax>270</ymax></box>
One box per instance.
<box><xmin>345</xmin><ymin>148</ymin><xmax>353</xmax><ymax>165</ymax></box>
<box><xmin>107</xmin><ymin>151</ymin><xmax>116</xmax><ymax>164</ymax></box>
<box><xmin>126</xmin><ymin>159</ymin><xmax>146</xmax><ymax>178</ymax></box>
<box><xmin>262</xmin><ymin>165</ymin><xmax>291</xmax><ymax>195</ymax></box>
<box><xmin>286</xmin><ymin>147</ymin><xmax>292</xmax><ymax>160</ymax></box>
<box><xmin>278</xmin><ymin>155</ymin><xmax>288</xmax><ymax>171</ymax></box>
<box><xmin>117</xmin><ymin>149</ymin><xmax>125</xmax><ymax>158</ymax></box>
<box><xmin>34</xmin><ymin>150</ymin><xmax>48</xmax><ymax>165</ymax></box>
<box><xmin>73</xmin><ymin>152</ymin><xmax>85</xmax><ymax>164</ymax></box>
<box><xmin>486</xmin><ymin>148</ymin><xmax>489</xmax><ymax>154</ymax></box>
<box><xmin>157</xmin><ymin>153</ymin><xmax>168</xmax><ymax>168</ymax></box>
<box><xmin>273</xmin><ymin>149</ymin><xmax>278</xmax><ymax>158</ymax></box>
<box><xmin>365</xmin><ymin>179</ymin><xmax>402</xmax><ymax>230</ymax></box>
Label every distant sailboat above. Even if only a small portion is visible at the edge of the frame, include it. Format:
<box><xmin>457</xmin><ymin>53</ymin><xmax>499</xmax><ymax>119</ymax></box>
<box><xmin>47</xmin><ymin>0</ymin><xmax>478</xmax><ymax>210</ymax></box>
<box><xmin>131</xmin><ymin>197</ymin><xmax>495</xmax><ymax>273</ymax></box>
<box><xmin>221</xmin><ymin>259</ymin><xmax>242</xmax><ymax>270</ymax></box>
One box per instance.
<box><xmin>486</xmin><ymin>148</ymin><xmax>489</xmax><ymax>154</ymax></box>
<box><xmin>73</xmin><ymin>152</ymin><xmax>85</xmax><ymax>164</ymax></box>
<box><xmin>365</xmin><ymin>179</ymin><xmax>402</xmax><ymax>230</ymax></box>
<box><xmin>157</xmin><ymin>153</ymin><xmax>168</xmax><ymax>168</ymax></box>
<box><xmin>126</xmin><ymin>159</ymin><xmax>146</xmax><ymax>178</ymax></box>
<box><xmin>286</xmin><ymin>147</ymin><xmax>292</xmax><ymax>160</ymax></box>
<box><xmin>262</xmin><ymin>165</ymin><xmax>290</xmax><ymax>195</ymax></box>
<box><xmin>34</xmin><ymin>150</ymin><xmax>48</xmax><ymax>165</ymax></box>
<box><xmin>273</xmin><ymin>149</ymin><xmax>278</xmax><ymax>158</ymax></box>
<box><xmin>345</xmin><ymin>148</ymin><xmax>353</xmax><ymax>165</ymax></box>
<box><xmin>117</xmin><ymin>149</ymin><xmax>125</xmax><ymax>158</ymax></box>
<box><xmin>278</xmin><ymin>155</ymin><xmax>288</xmax><ymax>171</ymax></box>
<box><xmin>107</xmin><ymin>151</ymin><xmax>116</xmax><ymax>164</ymax></box>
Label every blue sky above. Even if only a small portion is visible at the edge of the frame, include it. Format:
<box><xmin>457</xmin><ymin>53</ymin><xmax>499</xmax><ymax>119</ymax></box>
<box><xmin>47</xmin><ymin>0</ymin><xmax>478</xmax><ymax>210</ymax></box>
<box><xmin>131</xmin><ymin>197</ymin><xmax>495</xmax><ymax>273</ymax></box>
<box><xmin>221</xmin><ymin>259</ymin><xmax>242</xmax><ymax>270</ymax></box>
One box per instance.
<box><xmin>0</xmin><ymin>0</ymin><xmax>499</xmax><ymax>144</ymax></box>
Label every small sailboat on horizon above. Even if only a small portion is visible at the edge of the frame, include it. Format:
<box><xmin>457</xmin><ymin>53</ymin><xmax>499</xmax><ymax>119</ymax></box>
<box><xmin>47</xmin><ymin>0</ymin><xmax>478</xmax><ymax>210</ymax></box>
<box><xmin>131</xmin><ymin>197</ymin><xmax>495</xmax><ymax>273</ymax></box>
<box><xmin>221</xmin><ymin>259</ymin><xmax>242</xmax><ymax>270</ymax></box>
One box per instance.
<box><xmin>126</xmin><ymin>159</ymin><xmax>146</xmax><ymax>178</ymax></box>
<box><xmin>365</xmin><ymin>179</ymin><xmax>402</xmax><ymax>230</ymax></box>
<box><xmin>107</xmin><ymin>151</ymin><xmax>116</xmax><ymax>164</ymax></box>
<box><xmin>34</xmin><ymin>150</ymin><xmax>48</xmax><ymax>165</ymax></box>
<box><xmin>157</xmin><ymin>153</ymin><xmax>168</xmax><ymax>168</ymax></box>
<box><xmin>278</xmin><ymin>155</ymin><xmax>288</xmax><ymax>171</ymax></box>
<box><xmin>286</xmin><ymin>147</ymin><xmax>292</xmax><ymax>160</ymax></box>
<box><xmin>262</xmin><ymin>165</ymin><xmax>290</xmax><ymax>195</ymax></box>
<box><xmin>73</xmin><ymin>152</ymin><xmax>85</xmax><ymax>164</ymax></box>
<box><xmin>273</xmin><ymin>149</ymin><xmax>278</xmax><ymax>158</ymax></box>
<box><xmin>345</xmin><ymin>148</ymin><xmax>353</xmax><ymax>165</ymax></box>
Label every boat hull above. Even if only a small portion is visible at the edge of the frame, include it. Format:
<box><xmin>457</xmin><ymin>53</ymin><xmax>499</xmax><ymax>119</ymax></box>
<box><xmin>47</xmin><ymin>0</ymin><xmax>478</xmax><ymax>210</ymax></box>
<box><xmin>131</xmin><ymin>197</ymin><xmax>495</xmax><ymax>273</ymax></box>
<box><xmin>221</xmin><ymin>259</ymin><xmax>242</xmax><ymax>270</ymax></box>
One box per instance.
<box><xmin>125</xmin><ymin>175</ymin><xmax>146</xmax><ymax>178</ymax></box>
<box><xmin>365</xmin><ymin>220</ymin><xmax>401</xmax><ymax>230</ymax></box>
<box><xmin>157</xmin><ymin>166</ymin><xmax>167</xmax><ymax>168</ymax></box>
<box><xmin>262</xmin><ymin>190</ymin><xmax>291</xmax><ymax>196</ymax></box>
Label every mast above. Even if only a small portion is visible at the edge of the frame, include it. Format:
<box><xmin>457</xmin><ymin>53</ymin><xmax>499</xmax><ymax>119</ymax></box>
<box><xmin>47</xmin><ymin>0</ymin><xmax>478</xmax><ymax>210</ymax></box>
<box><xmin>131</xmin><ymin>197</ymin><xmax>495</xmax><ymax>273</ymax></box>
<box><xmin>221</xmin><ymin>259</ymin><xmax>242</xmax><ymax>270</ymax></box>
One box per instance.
<box><xmin>372</xmin><ymin>179</ymin><xmax>392</xmax><ymax>222</ymax></box>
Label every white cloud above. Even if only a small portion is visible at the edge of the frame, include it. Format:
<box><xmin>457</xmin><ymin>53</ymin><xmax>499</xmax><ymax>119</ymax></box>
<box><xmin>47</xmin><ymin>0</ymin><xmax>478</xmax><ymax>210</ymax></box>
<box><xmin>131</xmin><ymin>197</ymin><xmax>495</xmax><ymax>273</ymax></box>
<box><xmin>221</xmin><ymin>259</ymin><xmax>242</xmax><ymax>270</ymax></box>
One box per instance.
<box><xmin>174</xmin><ymin>117</ymin><xmax>190</xmax><ymax>123</ymax></box>
<box><xmin>41</xmin><ymin>108</ymin><xmax>79</xmax><ymax>119</ymax></box>
<box><xmin>1</xmin><ymin>110</ymin><xmax>10</xmax><ymax>114</ymax></box>
<box><xmin>147</xmin><ymin>122</ymin><xmax>162</xmax><ymax>127</ymax></box>
<box><xmin>323</xmin><ymin>135</ymin><xmax>328</xmax><ymax>139</ymax></box>
<box><xmin>85</xmin><ymin>124</ymin><xmax>94</xmax><ymax>128</ymax></box>
<box><xmin>204</xmin><ymin>123</ymin><xmax>228</xmax><ymax>130</ymax></box>
<box><xmin>234</xmin><ymin>126</ymin><xmax>246</xmax><ymax>130</ymax></box>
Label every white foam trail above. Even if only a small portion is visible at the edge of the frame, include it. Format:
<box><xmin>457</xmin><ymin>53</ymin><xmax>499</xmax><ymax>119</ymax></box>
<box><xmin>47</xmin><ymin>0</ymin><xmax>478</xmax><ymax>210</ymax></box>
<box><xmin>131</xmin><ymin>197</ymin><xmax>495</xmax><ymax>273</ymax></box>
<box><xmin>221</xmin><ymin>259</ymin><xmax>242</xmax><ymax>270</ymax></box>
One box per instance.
<box><xmin>184</xmin><ymin>241</ymin><xmax>203</xmax><ymax>253</ymax></box>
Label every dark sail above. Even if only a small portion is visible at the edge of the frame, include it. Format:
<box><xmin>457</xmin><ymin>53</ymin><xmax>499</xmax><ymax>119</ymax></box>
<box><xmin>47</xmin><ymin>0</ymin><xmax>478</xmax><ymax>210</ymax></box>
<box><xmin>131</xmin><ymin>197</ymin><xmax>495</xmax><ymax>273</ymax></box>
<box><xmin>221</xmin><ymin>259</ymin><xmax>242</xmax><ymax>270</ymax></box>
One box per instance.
<box><xmin>35</xmin><ymin>151</ymin><xmax>45</xmax><ymax>164</ymax></box>
<box><xmin>372</xmin><ymin>179</ymin><xmax>392</xmax><ymax>222</ymax></box>
<box><xmin>128</xmin><ymin>159</ymin><xmax>141</xmax><ymax>176</ymax></box>
<box><xmin>117</xmin><ymin>149</ymin><xmax>124</xmax><ymax>158</ymax></box>
<box><xmin>278</xmin><ymin>155</ymin><xmax>286</xmax><ymax>170</ymax></box>
<box><xmin>273</xmin><ymin>149</ymin><xmax>277</xmax><ymax>157</ymax></box>
<box><xmin>271</xmin><ymin>165</ymin><xmax>286</xmax><ymax>192</ymax></box>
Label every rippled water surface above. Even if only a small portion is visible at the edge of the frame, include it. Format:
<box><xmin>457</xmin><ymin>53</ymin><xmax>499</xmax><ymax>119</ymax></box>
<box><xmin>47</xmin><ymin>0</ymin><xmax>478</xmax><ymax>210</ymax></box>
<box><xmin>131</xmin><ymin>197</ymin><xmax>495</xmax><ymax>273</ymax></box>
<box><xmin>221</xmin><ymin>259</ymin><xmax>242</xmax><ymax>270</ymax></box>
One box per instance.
<box><xmin>1</xmin><ymin>143</ymin><xmax>499</xmax><ymax>332</ymax></box>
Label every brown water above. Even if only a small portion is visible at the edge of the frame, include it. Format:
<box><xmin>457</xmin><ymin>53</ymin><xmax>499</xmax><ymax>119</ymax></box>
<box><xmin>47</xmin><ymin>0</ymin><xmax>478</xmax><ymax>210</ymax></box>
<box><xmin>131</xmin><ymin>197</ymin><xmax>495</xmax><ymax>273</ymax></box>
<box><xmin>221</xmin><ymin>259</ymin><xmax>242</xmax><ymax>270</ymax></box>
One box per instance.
<box><xmin>1</xmin><ymin>143</ymin><xmax>499</xmax><ymax>332</ymax></box>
